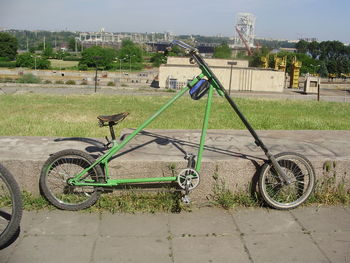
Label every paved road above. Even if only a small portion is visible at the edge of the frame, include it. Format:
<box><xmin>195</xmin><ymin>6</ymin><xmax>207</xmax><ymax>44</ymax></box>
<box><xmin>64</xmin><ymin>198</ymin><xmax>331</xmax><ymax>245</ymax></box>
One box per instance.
<box><xmin>1</xmin><ymin>206</ymin><xmax>349</xmax><ymax>263</ymax></box>
<box><xmin>1</xmin><ymin>84</ymin><xmax>349</xmax><ymax>102</ymax></box>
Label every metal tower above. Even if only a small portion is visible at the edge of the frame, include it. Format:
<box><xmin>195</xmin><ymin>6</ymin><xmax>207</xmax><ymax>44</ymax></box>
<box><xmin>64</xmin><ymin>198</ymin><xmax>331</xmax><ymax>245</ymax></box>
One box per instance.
<box><xmin>233</xmin><ymin>13</ymin><xmax>256</xmax><ymax>49</ymax></box>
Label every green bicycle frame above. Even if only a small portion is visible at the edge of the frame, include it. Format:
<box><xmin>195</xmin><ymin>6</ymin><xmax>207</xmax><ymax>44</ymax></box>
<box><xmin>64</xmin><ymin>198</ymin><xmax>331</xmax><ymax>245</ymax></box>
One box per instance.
<box><xmin>69</xmin><ymin>73</ymin><xmax>215</xmax><ymax>187</ymax></box>
<box><xmin>69</xmin><ymin>40</ymin><xmax>290</xmax><ymax>188</ymax></box>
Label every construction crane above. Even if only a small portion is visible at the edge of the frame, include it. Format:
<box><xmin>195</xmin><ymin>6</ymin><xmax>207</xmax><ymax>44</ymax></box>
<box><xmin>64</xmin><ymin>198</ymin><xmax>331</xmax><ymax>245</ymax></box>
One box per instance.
<box><xmin>235</xmin><ymin>26</ymin><xmax>253</xmax><ymax>56</ymax></box>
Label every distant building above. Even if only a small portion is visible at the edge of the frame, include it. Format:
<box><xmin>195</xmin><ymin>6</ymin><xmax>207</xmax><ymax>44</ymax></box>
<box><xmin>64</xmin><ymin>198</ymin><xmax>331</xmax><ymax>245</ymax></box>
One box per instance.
<box><xmin>158</xmin><ymin>57</ymin><xmax>285</xmax><ymax>92</ymax></box>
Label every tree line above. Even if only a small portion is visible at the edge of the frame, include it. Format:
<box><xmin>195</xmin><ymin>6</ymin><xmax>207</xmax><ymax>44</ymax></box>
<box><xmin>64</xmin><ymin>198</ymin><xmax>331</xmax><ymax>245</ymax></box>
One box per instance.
<box><xmin>295</xmin><ymin>40</ymin><xmax>350</xmax><ymax>76</ymax></box>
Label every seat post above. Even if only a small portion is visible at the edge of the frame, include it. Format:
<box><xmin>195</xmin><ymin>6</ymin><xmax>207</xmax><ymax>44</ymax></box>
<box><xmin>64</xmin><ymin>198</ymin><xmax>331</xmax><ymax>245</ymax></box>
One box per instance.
<box><xmin>108</xmin><ymin>122</ymin><xmax>116</xmax><ymax>140</ymax></box>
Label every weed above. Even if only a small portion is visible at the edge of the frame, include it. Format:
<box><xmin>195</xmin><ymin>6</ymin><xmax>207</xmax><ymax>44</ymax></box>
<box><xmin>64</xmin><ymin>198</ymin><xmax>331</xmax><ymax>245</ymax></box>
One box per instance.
<box><xmin>65</xmin><ymin>80</ymin><xmax>76</xmax><ymax>85</ymax></box>
<box><xmin>17</xmin><ymin>73</ymin><xmax>41</xmax><ymax>84</ymax></box>
<box><xmin>306</xmin><ymin>161</ymin><xmax>350</xmax><ymax>205</ymax></box>
<box><xmin>88</xmin><ymin>190</ymin><xmax>183</xmax><ymax>213</ymax></box>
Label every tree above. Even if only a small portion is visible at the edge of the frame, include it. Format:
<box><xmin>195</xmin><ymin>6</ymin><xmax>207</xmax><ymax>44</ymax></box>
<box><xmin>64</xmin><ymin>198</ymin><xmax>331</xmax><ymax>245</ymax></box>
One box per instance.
<box><xmin>118</xmin><ymin>40</ymin><xmax>143</xmax><ymax>62</ymax></box>
<box><xmin>318</xmin><ymin>61</ymin><xmax>328</xmax><ymax>77</ymax></box>
<box><xmin>16</xmin><ymin>52</ymin><xmax>50</xmax><ymax>69</ymax></box>
<box><xmin>16</xmin><ymin>53</ymin><xmax>34</xmax><ymax>68</ymax></box>
<box><xmin>150</xmin><ymin>53</ymin><xmax>167</xmax><ymax>67</ymax></box>
<box><xmin>79</xmin><ymin>46</ymin><xmax>117</xmax><ymax>70</ymax></box>
<box><xmin>68</xmin><ymin>38</ymin><xmax>81</xmax><ymax>52</ymax></box>
<box><xmin>0</xmin><ymin>32</ymin><xmax>18</xmax><ymax>60</ymax></box>
<box><xmin>295</xmin><ymin>40</ymin><xmax>308</xmax><ymax>54</ymax></box>
<box><xmin>213</xmin><ymin>43</ymin><xmax>232</xmax><ymax>59</ymax></box>
<box><xmin>42</xmin><ymin>44</ymin><xmax>54</xmax><ymax>58</ymax></box>
<box><xmin>308</xmin><ymin>41</ymin><xmax>320</xmax><ymax>59</ymax></box>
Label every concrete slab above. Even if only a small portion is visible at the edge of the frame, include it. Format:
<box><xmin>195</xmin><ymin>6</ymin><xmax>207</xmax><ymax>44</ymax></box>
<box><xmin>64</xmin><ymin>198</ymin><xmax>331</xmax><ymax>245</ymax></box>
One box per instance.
<box><xmin>7</xmin><ymin>235</ymin><xmax>95</xmax><ymax>263</ymax></box>
<box><xmin>243</xmin><ymin>233</ymin><xmax>329</xmax><ymax>263</ymax></box>
<box><xmin>172</xmin><ymin>236</ymin><xmax>251</xmax><ymax>263</ymax></box>
<box><xmin>99</xmin><ymin>213</ymin><xmax>169</xmax><ymax>237</ymax></box>
<box><xmin>232</xmin><ymin>208</ymin><xmax>302</xmax><ymax>234</ymax></box>
<box><xmin>0</xmin><ymin>211</ymin><xmax>35</xmax><ymax>262</ymax></box>
<box><xmin>27</xmin><ymin>210</ymin><xmax>100</xmax><ymax>236</ymax></box>
<box><xmin>169</xmin><ymin>207</ymin><xmax>238</xmax><ymax>236</ymax></box>
<box><xmin>312</xmin><ymin>232</ymin><xmax>350</xmax><ymax>263</ymax></box>
<box><xmin>92</xmin><ymin>236</ymin><xmax>172</xmax><ymax>263</ymax></box>
<box><xmin>291</xmin><ymin>206</ymin><xmax>350</xmax><ymax>233</ymax></box>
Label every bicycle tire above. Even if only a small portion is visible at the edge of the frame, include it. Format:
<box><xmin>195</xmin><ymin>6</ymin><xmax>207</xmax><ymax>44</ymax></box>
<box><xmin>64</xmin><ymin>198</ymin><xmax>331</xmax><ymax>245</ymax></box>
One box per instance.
<box><xmin>0</xmin><ymin>164</ymin><xmax>23</xmax><ymax>248</ymax></box>
<box><xmin>40</xmin><ymin>149</ymin><xmax>104</xmax><ymax>211</ymax></box>
<box><xmin>259</xmin><ymin>152</ymin><xmax>315</xmax><ymax>210</ymax></box>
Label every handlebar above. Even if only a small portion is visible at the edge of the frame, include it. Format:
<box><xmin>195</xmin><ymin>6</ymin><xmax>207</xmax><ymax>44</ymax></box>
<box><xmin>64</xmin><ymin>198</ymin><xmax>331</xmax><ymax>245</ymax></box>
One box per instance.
<box><xmin>170</xmin><ymin>40</ymin><xmax>225</xmax><ymax>97</ymax></box>
<box><xmin>171</xmin><ymin>40</ymin><xmax>198</xmax><ymax>53</ymax></box>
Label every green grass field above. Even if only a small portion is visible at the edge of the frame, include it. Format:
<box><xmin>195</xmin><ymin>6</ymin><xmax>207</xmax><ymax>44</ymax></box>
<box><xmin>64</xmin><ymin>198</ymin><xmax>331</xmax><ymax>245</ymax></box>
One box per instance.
<box><xmin>48</xmin><ymin>59</ymin><xmax>79</xmax><ymax>69</ymax></box>
<box><xmin>0</xmin><ymin>94</ymin><xmax>349</xmax><ymax>137</ymax></box>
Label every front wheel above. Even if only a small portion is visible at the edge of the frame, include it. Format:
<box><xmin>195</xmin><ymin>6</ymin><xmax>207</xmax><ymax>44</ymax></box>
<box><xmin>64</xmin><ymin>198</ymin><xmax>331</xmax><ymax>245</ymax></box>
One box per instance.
<box><xmin>40</xmin><ymin>149</ymin><xmax>104</xmax><ymax>211</ymax></box>
<box><xmin>0</xmin><ymin>164</ymin><xmax>23</xmax><ymax>248</ymax></box>
<box><xmin>259</xmin><ymin>152</ymin><xmax>315</xmax><ymax>210</ymax></box>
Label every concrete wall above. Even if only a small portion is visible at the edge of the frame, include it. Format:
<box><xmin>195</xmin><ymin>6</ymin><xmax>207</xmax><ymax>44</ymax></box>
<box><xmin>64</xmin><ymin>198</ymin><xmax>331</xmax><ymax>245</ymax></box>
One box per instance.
<box><xmin>158</xmin><ymin>61</ymin><xmax>285</xmax><ymax>92</ymax></box>
<box><xmin>0</xmin><ymin>68</ymin><xmax>158</xmax><ymax>86</ymax></box>
<box><xmin>167</xmin><ymin>57</ymin><xmax>249</xmax><ymax>67</ymax></box>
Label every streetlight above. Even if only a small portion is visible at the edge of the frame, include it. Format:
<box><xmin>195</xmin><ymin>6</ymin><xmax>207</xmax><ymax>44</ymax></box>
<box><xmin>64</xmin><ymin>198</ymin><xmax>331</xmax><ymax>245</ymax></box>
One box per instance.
<box><xmin>227</xmin><ymin>61</ymin><xmax>237</xmax><ymax>95</ymax></box>
<box><xmin>31</xmin><ymin>55</ymin><xmax>37</xmax><ymax>70</ymax></box>
<box><xmin>93</xmin><ymin>56</ymin><xmax>102</xmax><ymax>93</ymax></box>
<box><xmin>115</xmin><ymin>57</ymin><xmax>127</xmax><ymax>85</ymax></box>
<box><xmin>126</xmin><ymin>54</ymin><xmax>136</xmax><ymax>73</ymax></box>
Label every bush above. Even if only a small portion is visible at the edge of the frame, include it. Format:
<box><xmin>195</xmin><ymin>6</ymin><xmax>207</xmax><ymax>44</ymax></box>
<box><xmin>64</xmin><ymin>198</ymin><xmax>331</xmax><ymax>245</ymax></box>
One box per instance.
<box><xmin>54</xmin><ymin>80</ymin><xmax>64</xmax><ymax>84</ymax></box>
<box><xmin>78</xmin><ymin>64</ymin><xmax>88</xmax><ymax>71</ymax></box>
<box><xmin>65</xmin><ymin>80</ymin><xmax>76</xmax><ymax>85</ymax></box>
<box><xmin>44</xmin><ymin>80</ymin><xmax>52</xmax><ymax>84</ymax></box>
<box><xmin>17</xmin><ymin>73</ymin><xmax>41</xmax><ymax>84</ymax></box>
<box><xmin>0</xmin><ymin>61</ymin><xmax>16</xmax><ymax>68</ymax></box>
<box><xmin>107</xmin><ymin>81</ymin><xmax>115</xmax><ymax>86</ymax></box>
<box><xmin>80</xmin><ymin>80</ymin><xmax>88</xmax><ymax>85</ymax></box>
<box><xmin>0</xmin><ymin>78</ymin><xmax>16</xmax><ymax>83</ymax></box>
<box><xmin>63</xmin><ymin>56</ymin><xmax>81</xmax><ymax>61</ymax></box>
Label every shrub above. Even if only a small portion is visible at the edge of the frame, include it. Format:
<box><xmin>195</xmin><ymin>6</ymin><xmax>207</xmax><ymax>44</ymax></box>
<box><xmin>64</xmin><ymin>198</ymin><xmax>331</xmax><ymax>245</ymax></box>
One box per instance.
<box><xmin>0</xmin><ymin>78</ymin><xmax>16</xmax><ymax>83</ymax></box>
<box><xmin>107</xmin><ymin>81</ymin><xmax>115</xmax><ymax>86</ymax></box>
<box><xmin>44</xmin><ymin>80</ymin><xmax>52</xmax><ymax>84</ymax></box>
<box><xmin>65</xmin><ymin>80</ymin><xmax>76</xmax><ymax>85</ymax></box>
<box><xmin>54</xmin><ymin>80</ymin><xmax>64</xmax><ymax>84</ymax></box>
<box><xmin>17</xmin><ymin>73</ymin><xmax>41</xmax><ymax>84</ymax></box>
<box><xmin>0</xmin><ymin>61</ymin><xmax>16</xmax><ymax>68</ymax></box>
<box><xmin>80</xmin><ymin>80</ymin><xmax>88</xmax><ymax>85</ymax></box>
<box><xmin>63</xmin><ymin>56</ymin><xmax>81</xmax><ymax>61</ymax></box>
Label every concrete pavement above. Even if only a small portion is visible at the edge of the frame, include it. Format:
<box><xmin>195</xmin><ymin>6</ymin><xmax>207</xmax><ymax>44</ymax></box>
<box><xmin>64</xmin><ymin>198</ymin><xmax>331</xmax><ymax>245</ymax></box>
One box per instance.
<box><xmin>1</xmin><ymin>205</ymin><xmax>349</xmax><ymax>263</ymax></box>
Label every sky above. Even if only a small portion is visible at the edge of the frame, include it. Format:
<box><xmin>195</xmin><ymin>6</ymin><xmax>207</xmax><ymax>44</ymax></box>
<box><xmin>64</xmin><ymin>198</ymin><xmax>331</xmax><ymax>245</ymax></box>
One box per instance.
<box><xmin>0</xmin><ymin>0</ymin><xmax>349</xmax><ymax>43</ymax></box>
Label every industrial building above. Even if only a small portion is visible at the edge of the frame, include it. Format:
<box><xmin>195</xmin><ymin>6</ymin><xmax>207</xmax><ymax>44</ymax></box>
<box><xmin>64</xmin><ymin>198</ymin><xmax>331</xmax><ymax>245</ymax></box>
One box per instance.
<box><xmin>158</xmin><ymin>57</ymin><xmax>285</xmax><ymax>92</ymax></box>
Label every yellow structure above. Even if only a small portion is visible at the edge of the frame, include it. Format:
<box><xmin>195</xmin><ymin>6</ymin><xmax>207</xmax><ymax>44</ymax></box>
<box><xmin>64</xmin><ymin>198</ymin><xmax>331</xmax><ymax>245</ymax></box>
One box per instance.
<box><xmin>273</xmin><ymin>55</ymin><xmax>287</xmax><ymax>72</ymax></box>
<box><xmin>274</xmin><ymin>55</ymin><xmax>281</xmax><ymax>71</ymax></box>
<box><xmin>279</xmin><ymin>56</ymin><xmax>287</xmax><ymax>72</ymax></box>
<box><xmin>261</xmin><ymin>55</ymin><xmax>269</xmax><ymax>69</ymax></box>
<box><xmin>290</xmin><ymin>57</ymin><xmax>302</xmax><ymax>88</ymax></box>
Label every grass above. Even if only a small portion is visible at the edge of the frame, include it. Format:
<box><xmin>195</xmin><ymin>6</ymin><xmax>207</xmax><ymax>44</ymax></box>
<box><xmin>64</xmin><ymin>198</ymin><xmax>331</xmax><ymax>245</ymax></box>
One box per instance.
<box><xmin>48</xmin><ymin>59</ymin><xmax>79</xmax><ymax>69</ymax></box>
<box><xmin>0</xmin><ymin>190</ymin><xmax>185</xmax><ymax>213</ymax></box>
<box><xmin>0</xmin><ymin>94</ymin><xmax>349</xmax><ymax>137</ymax></box>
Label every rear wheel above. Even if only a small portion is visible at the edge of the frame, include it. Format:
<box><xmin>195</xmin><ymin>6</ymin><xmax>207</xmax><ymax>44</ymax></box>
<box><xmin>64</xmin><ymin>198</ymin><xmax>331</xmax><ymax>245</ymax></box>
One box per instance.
<box><xmin>40</xmin><ymin>149</ymin><xmax>104</xmax><ymax>211</ymax></box>
<box><xmin>259</xmin><ymin>152</ymin><xmax>315</xmax><ymax>210</ymax></box>
<box><xmin>0</xmin><ymin>164</ymin><xmax>22</xmax><ymax>248</ymax></box>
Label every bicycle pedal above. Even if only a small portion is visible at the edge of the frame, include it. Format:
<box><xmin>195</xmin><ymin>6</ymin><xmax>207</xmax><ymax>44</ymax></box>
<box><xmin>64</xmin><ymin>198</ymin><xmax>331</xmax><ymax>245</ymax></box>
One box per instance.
<box><xmin>181</xmin><ymin>195</ymin><xmax>191</xmax><ymax>204</ymax></box>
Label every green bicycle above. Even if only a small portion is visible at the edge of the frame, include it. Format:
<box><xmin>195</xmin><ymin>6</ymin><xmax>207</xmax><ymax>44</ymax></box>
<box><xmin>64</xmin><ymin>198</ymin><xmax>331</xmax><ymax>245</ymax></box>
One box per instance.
<box><xmin>39</xmin><ymin>40</ymin><xmax>315</xmax><ymax>210</ymax></box>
